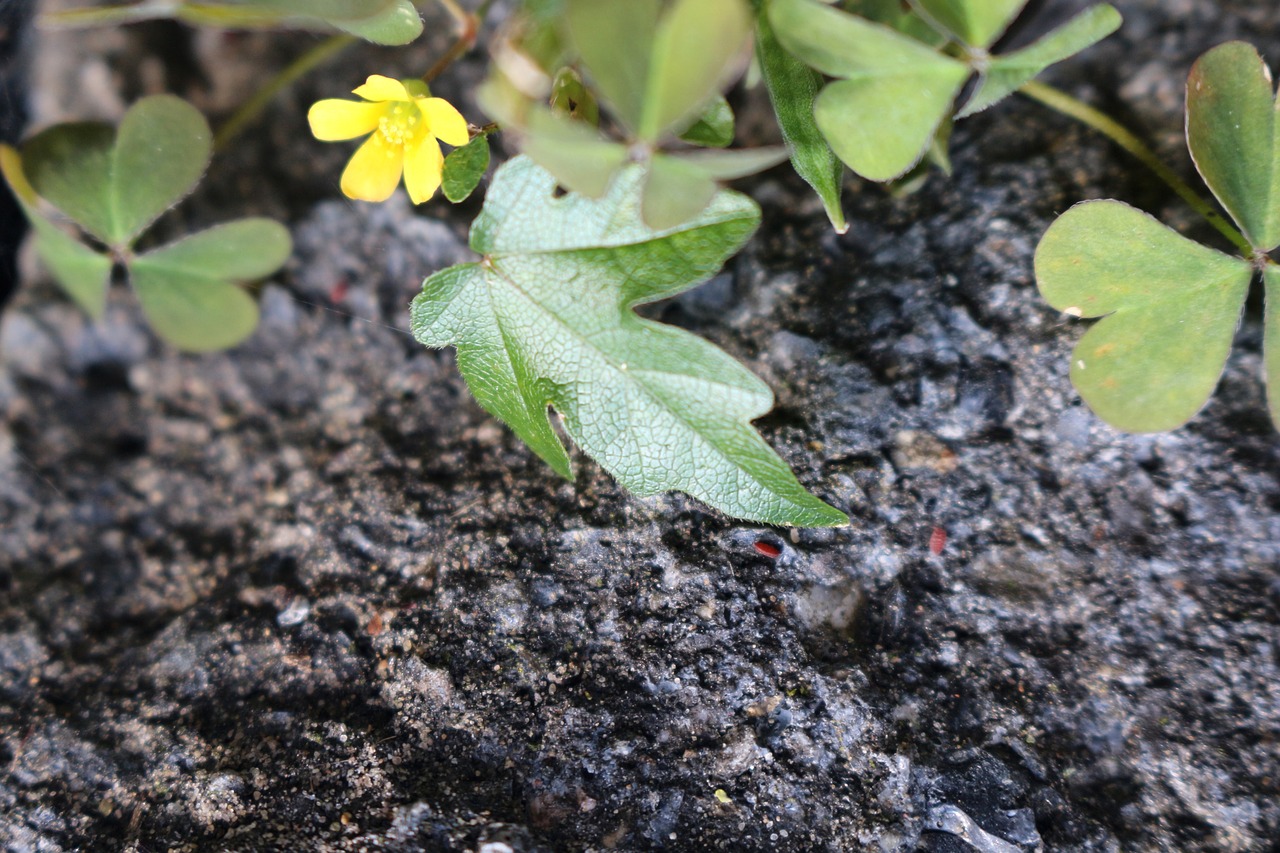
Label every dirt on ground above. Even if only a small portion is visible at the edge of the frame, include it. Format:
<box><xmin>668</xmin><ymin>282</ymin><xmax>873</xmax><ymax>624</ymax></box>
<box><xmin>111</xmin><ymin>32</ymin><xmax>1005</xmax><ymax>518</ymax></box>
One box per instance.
<box><xmin>2</xmin><ymin>1</ymin><xmax>1279</xmax><ymax>851</ymax></box>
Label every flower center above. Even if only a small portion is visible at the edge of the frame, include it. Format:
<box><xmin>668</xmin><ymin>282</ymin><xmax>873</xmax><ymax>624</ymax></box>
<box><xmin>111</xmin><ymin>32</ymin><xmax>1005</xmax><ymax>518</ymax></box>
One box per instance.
<box><xmin>376</xmin><ymin>103</ymin><xmax>423</xmax><ymax>153</ymax></box>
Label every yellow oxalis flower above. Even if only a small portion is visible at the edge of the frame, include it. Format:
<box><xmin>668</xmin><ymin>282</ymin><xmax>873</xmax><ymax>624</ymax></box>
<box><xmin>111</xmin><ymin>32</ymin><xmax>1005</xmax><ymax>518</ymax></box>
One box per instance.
<box><xmin>308</xmin><ymin>75</ymin><xmax>470</xmax><ymax>204</ymax></box>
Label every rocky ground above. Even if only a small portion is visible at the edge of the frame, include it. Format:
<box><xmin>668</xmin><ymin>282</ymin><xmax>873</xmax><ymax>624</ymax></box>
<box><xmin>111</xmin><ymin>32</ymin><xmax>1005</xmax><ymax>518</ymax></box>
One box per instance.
<box><xmin>2</xmin><ymin>0</ymin><xmax>1280</xmax><ymax>851</ymax></box>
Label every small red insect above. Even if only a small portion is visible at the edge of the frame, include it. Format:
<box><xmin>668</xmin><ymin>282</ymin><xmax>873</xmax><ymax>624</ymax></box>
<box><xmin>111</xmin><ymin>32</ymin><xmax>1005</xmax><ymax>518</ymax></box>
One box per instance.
<box><xmin>929</xmin><ymin>526</ymin><xmax>947</xmax><ymax>556</ymax></box>
<box><xmin>753</xmin><ymin>540</ymin><xmax>782</xmax><ymax>559</ymax></box>
<box><xmin>329</xmin><ymin>278</ymin><xmax>349</xmax><ymax>304</ymax></box>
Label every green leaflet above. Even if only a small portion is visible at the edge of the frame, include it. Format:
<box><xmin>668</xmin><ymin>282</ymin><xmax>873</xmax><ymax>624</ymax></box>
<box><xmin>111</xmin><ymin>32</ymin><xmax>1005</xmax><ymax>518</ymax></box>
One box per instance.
<box><xmin>23</xmin><ymin>96</ymin><xmax>211</xmax><ymax>248</ymax></box>
<box><xmin>1186</xmin><ymin>42</ymin><xmax>1280</xmax><ymax>252</ymax></box>
<box><xmin>511</xmin><ymin>0</ymin><xmax>765</xmax><ymax>228</ymax></box>
<box><xmin>911</xmin><ymin>0</ymin><xmax>1027</xmax><ymax>48</ymax></box>
<box><xmin>565</xmin><ymin>0</ymin><xmax>660</xmax><ymax>134</ymax></box>
<box><xmin>442</xmin><ymin>135</ymin><xmax>491</xmax><ymax>203</ymax></box>
<box><xmin>1264</xmin><ymin>265</ymin><xmax>1280</xmax><ymax>426</ymax></box>
<box><xmin>129</xmin><ymin>219</ymin><xmax>290</xmax><ymax>351</ymax></box>
<box><xmin>756</xmin><ymin>1</ymin><xmax>845</xmax><ymax>232</ymax></box>
<box><xmin>769</xmin><ymin>0</ymin><xmax>968</xmax><ymax>182</ymax></box>
<box><xmin>411</xmin><ymin>156</ymin><xmax>846</xmax><ymax>527</ymax></box>
<box><xmin>1036</xmin><ymin>201</ymin><xmax>1252</xmax><ymax>433</ymax></box>
<box><xmin>958</xmin><ymin>5</ymin><xmax>1122</xmax><ymax>118</ymax></box>
<box><xmin>639</xmin><ymin>0</ymin><xmax>753</xmax><ymax>141</ymax></box>
<box><xmin>680</xmin><ymin>95</ymin><xmax>735</xmax><ymax>148</ymax></box>
<box><xmin>328</xmin><ymin>0</ymin><xmax>422</xmax><ymax>45</ymax></box>
<box><xmin>0</xmin><ymin>145</ymin><xmax>112</xmax><ymax>318</ymax></box>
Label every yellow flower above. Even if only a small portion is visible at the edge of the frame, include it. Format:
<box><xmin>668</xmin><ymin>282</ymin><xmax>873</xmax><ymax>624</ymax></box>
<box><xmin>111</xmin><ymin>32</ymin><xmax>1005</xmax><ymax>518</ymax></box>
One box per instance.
<box><xmin>308</xmin><ymin>75</ymin><xmax>470</xmax><ymax>205</ymax></box>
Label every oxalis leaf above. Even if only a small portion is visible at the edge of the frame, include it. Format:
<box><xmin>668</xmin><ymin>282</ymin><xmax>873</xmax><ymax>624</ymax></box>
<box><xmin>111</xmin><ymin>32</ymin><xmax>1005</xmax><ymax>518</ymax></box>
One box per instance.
<box><xmin>1187</xmin><ymin>41</ymin><xmax>1280</xmax><ymax>253</ymax></box>
<box><xmin>770</xmin><ymin>0</ymin><xmax>1119</xmax><ymax>182</ymax></box>
<box><xmin>411</xmin><ymin>156</ymin><xmax>846</xmax><ymax>527</ymax></box>
<box><xmin>22</xmin><ymin>95</ymin><xmax>211</xmax><ymax>249</ymax></box>
<box><xmin>769</xmin><ymin>0</ymin><xmax>968</xmax><ymax>182</ymax></box>
<box><xmin>1037</xmin><ymin>42</ymin><xmax>1280</xmax><ymax>433</ymax></box>
<box><xmin>1036</xmin><ymin>200</ymin><xmax>1252</xmax><ymax>433</ymax></box>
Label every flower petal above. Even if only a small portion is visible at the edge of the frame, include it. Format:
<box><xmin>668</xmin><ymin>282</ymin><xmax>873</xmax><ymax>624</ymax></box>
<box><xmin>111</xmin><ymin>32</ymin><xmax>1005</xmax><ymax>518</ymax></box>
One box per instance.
<box><xmin>340</xmin><ymin>133</ymin><xmax>403</xmax><ymax>202</ymax></box>
<box><xmin>353</xmin><ymin>74</ymin><xmax>411</xmax><ymax>103</ymax></box>
<box><xmin>403</xmin><ymin>136</ymin><xmax>444</xmax><ymax>204</ymax></box>
<box><xmin>308</xmin><ymin>99</ymin><xmax>386</xmax><ymax>141</ymax></box>
<box><xmin>419</xmin><ymin>98</ymin><xmax>470</xmax><ymax>147</ymax></box>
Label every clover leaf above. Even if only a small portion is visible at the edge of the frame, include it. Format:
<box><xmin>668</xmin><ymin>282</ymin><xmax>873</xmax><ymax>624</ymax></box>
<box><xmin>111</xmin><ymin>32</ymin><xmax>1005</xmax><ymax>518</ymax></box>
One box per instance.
<box><xmin>2</xmin><ymin>96</ymin><xmax>291</xmax><ymax>352</ymax></box>
<box><xmin>129</xmin><ymin>220</ymin><xmax>291</xmax><ymax>351</ymax></box>
<box><xmin>1036</xmin><ymin>201</ymin><xmax>1252</xmax><ymax>432</ymax></box>
<box><xmin>958</xmin><ymin>5</ymin><xmax>1125</xmax><ymax>119</ymax></box>
<box><xmin>768</xmin><ymin>0</ymin><xmax>1120</xmax><ymax>182</ymax></box>
<box><xmin>1036</xmin><ymin>42</ymin><xmax>1280</xmax><ymax>432</ymax></box>
<box><xmin>411</xmin><ymin>156</ymin><xmax>847</xmax><ymax>528</ymax></box>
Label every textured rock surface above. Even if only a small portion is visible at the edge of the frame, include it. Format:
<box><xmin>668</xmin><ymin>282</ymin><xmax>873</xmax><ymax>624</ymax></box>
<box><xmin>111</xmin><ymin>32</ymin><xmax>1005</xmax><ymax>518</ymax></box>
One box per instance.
<box><xmin>3</xmin><ymin>1</ymin><xmax>1280</xmax><ymax>851</ymax></box>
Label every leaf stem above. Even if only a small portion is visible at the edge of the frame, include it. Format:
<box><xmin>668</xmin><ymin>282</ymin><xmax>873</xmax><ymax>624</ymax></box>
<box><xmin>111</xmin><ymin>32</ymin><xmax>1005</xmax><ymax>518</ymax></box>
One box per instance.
<box><xmin>1019</xmin><ymin>79</ymin><xmax>1253</xmax><ymax>256</ymax></box>
<box><xmin>38</xmin><ymin>1</ymin><xmax>177</xmax><ymax>29</ymax></box>
<box><xmin>213</xmin><ymin>33</ymin><xmax>356</xmax><ymax>152</ymax></box>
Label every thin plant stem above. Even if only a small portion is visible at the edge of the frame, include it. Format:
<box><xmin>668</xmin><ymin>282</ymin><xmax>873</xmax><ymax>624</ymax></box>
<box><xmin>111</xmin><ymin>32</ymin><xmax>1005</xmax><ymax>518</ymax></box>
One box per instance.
<box><xmin>435</xmin><ymin>0</ymin><xmax>469</xmax><ymax>25</ymax></box>
<box><xmin>1019</xmin><ymin>79</ymin><xmax>1253</xmax><ymax>256</ymax></box>
<box><xmin>423</xmin><ymin>0</ymin><xmax>496</xmax><ymax>84</ymax></box>
<box><xmin>214</xmin><ymin>34</ymin><xmax>356</xmax><ymax>152</ymax></box>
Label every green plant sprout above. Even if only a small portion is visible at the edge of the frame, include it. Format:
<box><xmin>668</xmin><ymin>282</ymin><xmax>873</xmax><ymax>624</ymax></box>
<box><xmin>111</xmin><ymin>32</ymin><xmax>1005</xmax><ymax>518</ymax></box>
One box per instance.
<box><xmin>765</xmin><ymin>0</ymin><xmax>1120</xmax><ymax>182</ymax></box>
<box><xmin>1036</xmin><ymin>42</ymin><xmax>1280</xmax><ymax>432</ymax></box>
<box><xmin>14</xmin><ymin>0</ymin><xmax>1262</xmax><ymax>527</ymax></box>
<box><xmin>1</xmin><ymin>96</ymin><xmax>290</xmax><ymax>351</ymax></box>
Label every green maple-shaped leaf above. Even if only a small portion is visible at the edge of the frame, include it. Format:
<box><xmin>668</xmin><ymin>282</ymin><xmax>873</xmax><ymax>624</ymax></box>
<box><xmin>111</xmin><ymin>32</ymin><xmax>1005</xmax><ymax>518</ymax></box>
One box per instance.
<box><xmin>1036</xmin><ymin>200</ymin><xmax>1252</xmax><ymax>432</ymax></box>
<box><xmin>411</xmin><ymin>156</ymin><xmax>846</xmax><ymax>527</ymax></box>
